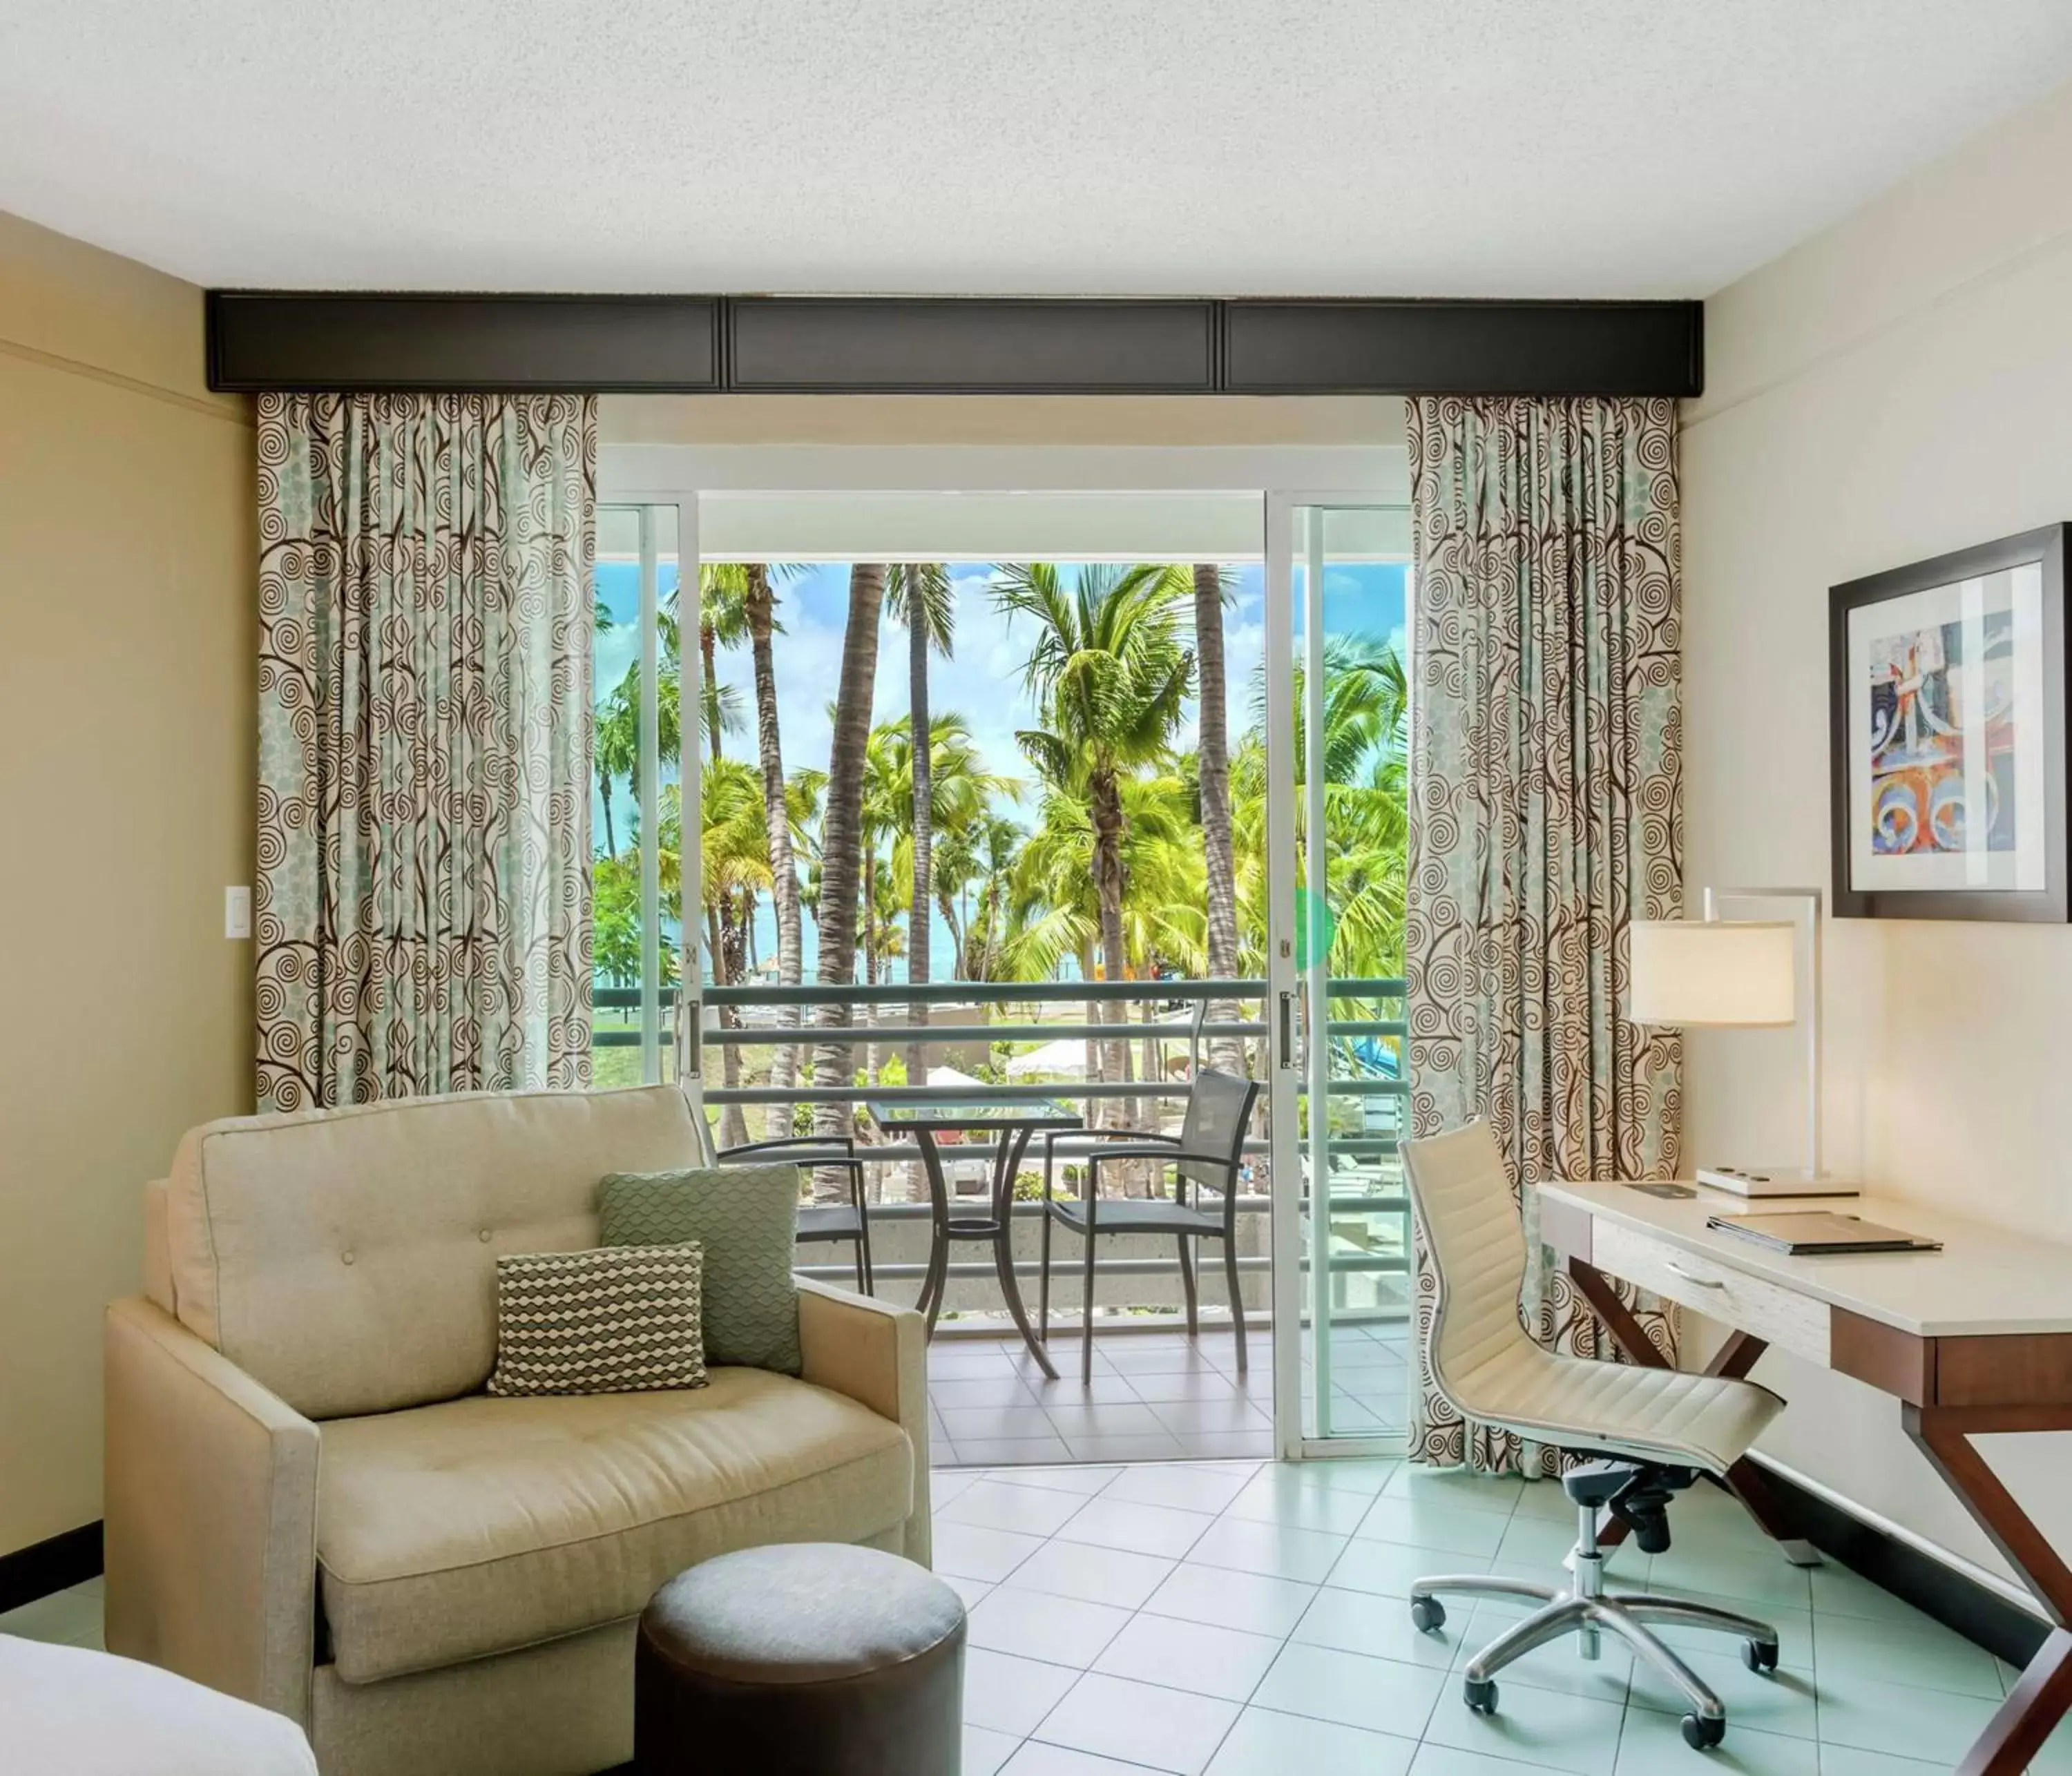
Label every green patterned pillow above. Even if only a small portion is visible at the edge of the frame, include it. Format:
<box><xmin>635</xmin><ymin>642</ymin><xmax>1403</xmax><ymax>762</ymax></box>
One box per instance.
<box><xmin>598</xmin><ymin>1165</ymin><xmax>803</xmax><ymax>1375</ymax></box>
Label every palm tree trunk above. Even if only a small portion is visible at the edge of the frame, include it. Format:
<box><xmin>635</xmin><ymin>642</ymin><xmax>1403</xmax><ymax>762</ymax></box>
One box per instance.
<box><xmin>701</xmin><ymin>625</ymin><xmax>722</xmax><ymax>766</ymax></box>
<box><xmin>597</xmin><ymin>764</ymin><xmax>617</xmax><ymax>859</ymax></box>
<box><xmin>709</xmin><ymin>903</ymin><xmax>750</xmax><ymax>1149</ymax></box>
<box><xmin>1193</xmin><ymin>563</ymin><xmax>1244</xmax><ymax>1078</ymax></box>
<box><xmin>745</xmin><ymin>566</ymin><xmax>802</xmax><ymax>1139</ymax></box>
<box><xmin>936</xmin><ymin>884</ymin><xmax>964</xmax><ymax>983</ymax></box>
<box><xmin>863</xmin><ymin>847</ymin><xmax>878</xmax><ymax>989</ymax></box>
<box><xmin>863</xmin><ymin>842</ymin><xmax>882</xmax><ymax>1085</ymax></box>
<box><xmin>810</xmin><ymin>565</ymin><xmax>885</xmax><ymax>1202</ymax></box>
<box><xmin>1091</xmin><ymin>774</ymin><xmax>1131</xmax><ymax>1139</ymax></box>
<box><xmin>905</xmin><ymin>613</ymin><xmax>933</xmax><ymax>1113</ymax></box>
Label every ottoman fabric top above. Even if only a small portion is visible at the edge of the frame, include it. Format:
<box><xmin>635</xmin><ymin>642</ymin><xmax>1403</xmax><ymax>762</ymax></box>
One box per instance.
<box><xmin>642</xmin><ymin>1544</ymin><xmax>963</xmax><ymax>1685</ymax></box>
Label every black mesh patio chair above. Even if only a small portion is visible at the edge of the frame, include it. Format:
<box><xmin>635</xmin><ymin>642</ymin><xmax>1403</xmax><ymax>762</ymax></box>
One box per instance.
<box><xmin>1037</xmin><ymin>1067</ymin><xmax>1261</xmax><ymax>1384</ymax></box>
<box><xmin>716</xmin><ymin>1135</ymin><xmax>876</xmax><ymax>1297</ymax></box>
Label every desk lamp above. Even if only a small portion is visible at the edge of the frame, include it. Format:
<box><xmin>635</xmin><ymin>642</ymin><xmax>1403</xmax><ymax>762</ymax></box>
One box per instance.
<box><xmin>1629</xmin><ymin>887</ymin><xmax>1857</xmax><ymax>1198</ymax></box>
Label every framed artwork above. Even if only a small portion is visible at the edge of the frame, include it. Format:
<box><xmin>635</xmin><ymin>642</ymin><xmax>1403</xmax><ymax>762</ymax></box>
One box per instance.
<box><xmin>1830</xmin><ymin>523</ymin><xmax>2069</xmax><ymax>922</ymax></box>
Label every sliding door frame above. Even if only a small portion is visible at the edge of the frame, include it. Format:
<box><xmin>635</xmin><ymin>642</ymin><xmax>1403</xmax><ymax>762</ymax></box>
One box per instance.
<box><xmin>606</xmin><ymin>447</ymin><xmax>1403</xmax><ymax>1460</ymax></box>
<box><xmin>596</xmin><ymin>491</ymin><xmax>704</xmax><ymax>1098</ymax></box>
<box><xmin>1264</xmin><ymin>490</ymin><xmax>1412</xmax><ymax>1463</ymax></box>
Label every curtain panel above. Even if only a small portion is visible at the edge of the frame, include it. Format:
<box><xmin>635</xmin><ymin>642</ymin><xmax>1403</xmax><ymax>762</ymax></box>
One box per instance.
<box><xmin>256</xmin><ymin>393</ymin><xmax>595</xmax><ymax>1112</ymax></box>
<box><xmin>1403</xmin><ymin>395</ymin><xmax>1684</xmax><ymax>1475</ymax></box>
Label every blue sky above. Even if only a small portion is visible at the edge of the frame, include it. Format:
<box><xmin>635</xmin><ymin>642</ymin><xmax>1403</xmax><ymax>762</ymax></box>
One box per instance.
<box><xmin>593</xmin><ymin>559</ymin><xmax>1408</xmax><ymax>977</ymax></box>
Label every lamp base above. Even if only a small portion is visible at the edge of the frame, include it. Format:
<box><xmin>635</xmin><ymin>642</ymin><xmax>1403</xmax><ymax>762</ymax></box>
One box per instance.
<box><xmin>1696</xmin><ymin>1165</ymin><xmax>1860</xmax><ymax>1199</ymax></box>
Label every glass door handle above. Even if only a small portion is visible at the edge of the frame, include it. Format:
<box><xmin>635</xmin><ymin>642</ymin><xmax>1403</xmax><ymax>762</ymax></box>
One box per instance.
<box><xmin>1277</xmin><ymin>990</ymin><xmax>1298</xmax><ymax>1070</ymax></box>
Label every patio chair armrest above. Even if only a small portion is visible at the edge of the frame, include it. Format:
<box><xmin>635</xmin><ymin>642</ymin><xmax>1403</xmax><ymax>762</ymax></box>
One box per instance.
<box><xmin>1066</xmin><ymin>1128</ymin><xmax>1178</xmax><ymax>1145</ymax></box>
<box><xmin>721</xmin><ymin>1135</ymin><xmax>856</xmax><ymax>1161</ymax></box>
<box><xmin>796</xmin><ymin>1278</ymin><xmax>930</xmax><ymax>1562</ymax></box>
<box><xmin>1042</xmin><ymin>1126</ymin><xmax>1174</xmax><ymax>1164</ymax></box>
<box><xmin>1087</xmin><ymin>1144</ymin><xmax>1227</xmax><ymax>1166</ymax></box>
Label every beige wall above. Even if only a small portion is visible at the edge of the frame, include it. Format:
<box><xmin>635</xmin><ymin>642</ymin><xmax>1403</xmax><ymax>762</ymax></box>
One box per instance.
<box><xmin>0</xmin><ymin>212</ymin><xmax>256</xmax><ymax>1555</ymax></box>
<box><xmin>1682</xmin><ymin>79</ymin><xmax>2072</xmax><ymax>1591</ymax></box>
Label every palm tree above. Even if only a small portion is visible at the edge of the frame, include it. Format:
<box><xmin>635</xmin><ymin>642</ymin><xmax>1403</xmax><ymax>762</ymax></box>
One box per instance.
<box><xmin>596</xmin><ymin>641</ymin><xmax>740</xmax><ymax>834</ymax></box>
<box><xmin>859</xmin><ymin>711</ymin><xmax>1014</xmax><ymax>1005</ymax></box>
<box><xmin>1192</xmin><ymin>564</ymin><xmax>1245</xmax><ymax>1075</ymax></box>
<box><xmin>859</xmin><ymin>722</ymin><xmax>904</xmax><ymax>994</ymax></box>
<box><xmin>992</xmin><ymin>562</ymin><xmax>1193</xmax><ymax>1112</ymax></box>
<box><xmin>688</xmin><ymin>565</ymin><xmax>752</xmax><ymax>766</ymax></box>
<box><xmin>594</xmin><ymin>597</ymin><xmax>621</xmax><ymax>858</ymax></box>
<box><xmin>693</xmin><ymin>760</ymin><xmax>773</xmax><ymax>1146</ymax></box>
<box><xmin>595</xmin><ymin>683</ymin><xmax>636</xmax><ymax>862</ymax></box>
<box><xmin>885</xmin><ymin>564</ymin><xmax>955</xmax><ymax>1084</ymax></box>
<box><xmin>809</xmin><ymin>566</ymin><xmax>888</xmax><ymax>1191</ymax></box>
<box><xmin>1004</xmin><ymin>773</ymin><xmax>1205</xmax><ymax>1177</ymax></box>
<box><xmin>1230</xmin><ymin>635</ymin><xmax>1410</xmax><ymax>980</ymax></box>
<box><xmin>663</xmin><ymin>762</ymin><xmax>770</xmax><ymax>1148</ymax></box>
<box><xmin>744</xmin><ymin>563</ymin><xmax>809</xmax><ymax>1133</ymax></box>
<box><xmin>1005</xmin><ymin>775</ymin><xmax>1206</xmax><ymax>984</ymax></box>
<box><xmin>959</xmin><ymin>815</ymin><xmax>1024</xmax><ymax>984</ymax></box>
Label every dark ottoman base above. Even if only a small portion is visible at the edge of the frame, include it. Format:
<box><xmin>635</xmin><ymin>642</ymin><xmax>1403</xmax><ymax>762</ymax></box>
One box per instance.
<box><xmin>636</xmin><ymin>1542</ymin><xmax>966</xmax><ymax>1776</ymax></box>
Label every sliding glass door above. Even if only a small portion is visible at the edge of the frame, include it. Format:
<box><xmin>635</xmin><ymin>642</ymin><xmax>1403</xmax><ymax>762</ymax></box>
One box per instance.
<box><xmin>1265</xmin><ymin>496</ymin><xmax>1415</xmax><ymax>1456</ymax></box>
<box><xmin>591</xmin><ymin>502</ymin><xmax>695</xmax><ymax>1088</ymax></box>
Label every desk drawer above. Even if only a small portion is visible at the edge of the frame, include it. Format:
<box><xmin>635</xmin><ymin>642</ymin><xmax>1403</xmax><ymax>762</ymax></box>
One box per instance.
<box><xmin>1595</xmin><ymin>1222</ymin><xmax>1829</xmax><ymax>1366</ymax></box>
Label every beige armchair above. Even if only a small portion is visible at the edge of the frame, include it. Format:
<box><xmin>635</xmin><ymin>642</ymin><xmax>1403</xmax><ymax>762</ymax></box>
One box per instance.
<box><xmin>105</xmin><ymin>1087</ymin><xmax>930</xmax><ymax>1776</ymax></box>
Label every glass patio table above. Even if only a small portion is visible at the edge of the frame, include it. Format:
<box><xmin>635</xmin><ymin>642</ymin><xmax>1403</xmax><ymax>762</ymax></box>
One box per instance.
<box><xmin>865</xmin><ymin>1094</ymin><xmax>1084</xmax><ymax>1380</ymax></box>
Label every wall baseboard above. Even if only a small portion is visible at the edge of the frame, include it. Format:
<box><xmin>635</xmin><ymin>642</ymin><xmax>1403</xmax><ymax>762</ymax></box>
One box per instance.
<box><xmin>0</xmin><ymin>1521</ymin><xmax>102</xmax><ymax>1616</ymax></box>
<box><xmin>1756</xmin><ymin>1463</ymin><xmax>2046</xmax><ymax>1670</ymax></box>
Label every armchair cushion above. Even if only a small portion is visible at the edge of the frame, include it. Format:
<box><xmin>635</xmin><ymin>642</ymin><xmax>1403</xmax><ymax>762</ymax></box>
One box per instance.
<box><xmin>316</xmin><ymin>1367</ymin><xmax>912</xmax><ymax>1684</ymax></box>
<box><xmin>599</xmin><ymin>1165</ymin><xmax>803</xmax><ymax>1373</ymax></box>
<box><xmin>164</xmin><ymin>1087</ymin><xmax>704</xmax><ymax>1418</ymax></box>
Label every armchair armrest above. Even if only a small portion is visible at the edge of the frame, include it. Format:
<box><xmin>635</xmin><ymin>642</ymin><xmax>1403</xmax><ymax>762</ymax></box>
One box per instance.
<box><xmin>796</xmin><ymin>1278</ymin><xmax>931</xmax><ymax>1564</ymax></box>
<box><xmin>103</xmin><ymin>1297</ymin><xmax>320</xmax><ymax>1727</ymax></box>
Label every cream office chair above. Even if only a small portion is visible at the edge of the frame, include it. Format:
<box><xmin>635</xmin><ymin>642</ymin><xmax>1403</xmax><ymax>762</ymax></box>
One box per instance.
<box><xmin>1401</xmin><ymin>1123</ymin><xmax>1787</xmax><ymax>1751</ymax></box>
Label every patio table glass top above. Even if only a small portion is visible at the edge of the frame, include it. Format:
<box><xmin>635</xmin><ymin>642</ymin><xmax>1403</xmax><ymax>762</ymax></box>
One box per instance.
<box><xmin>864</xmin><ymin>1095</ymin><xmax>1082</xmax><ymax>1132</ymax></box>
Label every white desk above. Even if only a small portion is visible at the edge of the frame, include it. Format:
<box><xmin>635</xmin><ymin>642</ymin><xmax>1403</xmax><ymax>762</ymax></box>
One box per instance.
<box><xmin>1539</xmin><ymin>1179</ymin><xmax>2072</xmax><ymax>1776</ymax></box>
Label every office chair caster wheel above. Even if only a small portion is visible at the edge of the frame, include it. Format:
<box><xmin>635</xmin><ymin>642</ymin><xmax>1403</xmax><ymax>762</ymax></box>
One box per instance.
<box><xmin>1742</xmin><ymin>1638</ymin><xmax>1779</xmax><ymax>1674</ymax></box>
<box><xmin>1410</xmin><ymin>1597</ymin><xmax>1446</xmax><ymax>1633</ymax></box>
<box><xmin>1682</xmin><ymin>1713</ymin><xmax>1725</xmax><ymax>1750</ymax></box>
<box><xmin>1462</xmin><ymin>1677</ymin><xmax>1497</xmax><ymax>1714</ymax></box>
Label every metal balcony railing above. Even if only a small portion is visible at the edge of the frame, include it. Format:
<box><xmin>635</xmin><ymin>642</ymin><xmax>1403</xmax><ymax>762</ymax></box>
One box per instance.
<box><xmin>593</xmin><ymin>975</ymin><xmax>1413</xmax><ymax>1321</ymax></box>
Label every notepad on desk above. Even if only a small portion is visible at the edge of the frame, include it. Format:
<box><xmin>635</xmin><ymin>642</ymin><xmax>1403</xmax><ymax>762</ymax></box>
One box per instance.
<box><xmin>1705</xmin><ymin>1211</ymin><xmax>1943</xmax><ymax>1256</ymax></box>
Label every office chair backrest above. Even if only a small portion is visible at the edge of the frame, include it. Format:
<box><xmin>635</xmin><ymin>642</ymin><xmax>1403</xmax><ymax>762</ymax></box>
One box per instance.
<box><xmin>1401</xmin><ymin>1121</ymin><xmax>1531</xmax><ymax>1413</ymax></box>
<box><xmin>1178</xmin><ymin>1068</ymin><xmax>1259</xmax><ymax>1195</ymax></box>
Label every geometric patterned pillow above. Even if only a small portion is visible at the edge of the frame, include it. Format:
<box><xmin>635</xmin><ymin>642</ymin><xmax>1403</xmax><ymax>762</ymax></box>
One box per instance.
<box><xmin>597</xmin><ymin>1166</ymin><xmax>803</xmax><ymax>1375</ymax></box>
<box><xmin>486</xmin><ymin>1245</ymin><xmax>707</xmax><ymax>1397</ymax></box>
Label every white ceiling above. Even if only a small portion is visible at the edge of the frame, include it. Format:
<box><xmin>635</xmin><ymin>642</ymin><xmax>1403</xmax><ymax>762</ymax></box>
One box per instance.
<box><xmin>3</xmin><ymin>1</ymin><xmax>2071</xmax><ymax>298</ymax></box>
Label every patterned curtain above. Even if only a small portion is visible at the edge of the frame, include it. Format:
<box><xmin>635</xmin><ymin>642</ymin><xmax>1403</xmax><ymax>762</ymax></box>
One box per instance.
<box><xmin>256</xmin><ymin>393</ymin><xmax>595</xmax><ymax>1111</ymax></box>
<box><xmin>1404</xmin><ymin>395</ymin><xmax>1683</xmax><ymax>1475</ymax></box>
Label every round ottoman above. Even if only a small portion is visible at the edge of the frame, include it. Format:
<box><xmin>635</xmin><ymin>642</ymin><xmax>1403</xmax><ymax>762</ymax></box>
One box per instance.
<box><xmin>635</xmin><ymin>1543</ymin><xmax>966</xmax><ymax>1776</ymax></box>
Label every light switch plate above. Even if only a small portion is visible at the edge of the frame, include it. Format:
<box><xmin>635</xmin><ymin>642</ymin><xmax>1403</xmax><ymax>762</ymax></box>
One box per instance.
<box><xmin>224</xmin><ymin>885</ymin><xmax>251</xmax><ymax>940</ymax></box>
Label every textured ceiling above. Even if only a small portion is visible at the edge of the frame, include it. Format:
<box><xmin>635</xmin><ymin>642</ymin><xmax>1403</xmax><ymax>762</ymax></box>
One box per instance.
<box><xmin>3</xmin><ymin>1</ymin><xmax>2071</xmax><ymax>297</ymax></box>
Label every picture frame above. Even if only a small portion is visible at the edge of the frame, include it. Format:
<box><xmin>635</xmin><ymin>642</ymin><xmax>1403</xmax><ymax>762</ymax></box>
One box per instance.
<box><xmin>1829</xmin><ymin>523</ymin><xmax>2070</xmax><ymax>923</ymax></box>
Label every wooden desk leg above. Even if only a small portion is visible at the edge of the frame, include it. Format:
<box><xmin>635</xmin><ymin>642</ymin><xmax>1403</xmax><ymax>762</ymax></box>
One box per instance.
<box><xmin>1906</xmin><ymin>1404</ymin><xmax>2072</xmax><ymax>1776</ymax></box>
<box><xmin>1568</xmin><ymin>1259</ymin><xmax>1816</xmax><ymax>1563</ymax></box>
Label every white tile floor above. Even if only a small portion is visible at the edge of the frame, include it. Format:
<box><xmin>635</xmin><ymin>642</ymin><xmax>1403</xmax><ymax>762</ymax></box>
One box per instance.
<box><xmin>932</xmin><ymin>1456</ymin><xmax>2068</xmax><ymax>1776</ymax></box>
<box><xmin>930</xmin><ymin>1322</ymin><xmax>1410</xmax><ymax>1467</ymax></box>
<box><xmin>6</xmin><ymin>1455</ymin><xmax>2062</xmax><ymax>1775</ymax></box>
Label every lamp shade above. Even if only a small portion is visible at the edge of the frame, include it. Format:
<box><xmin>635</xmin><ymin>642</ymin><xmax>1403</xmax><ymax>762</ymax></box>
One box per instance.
<box><xmin>1628</xmin><ymin>920</ymin><xmax>1796</xmax><ymax>1027</ymax></box>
